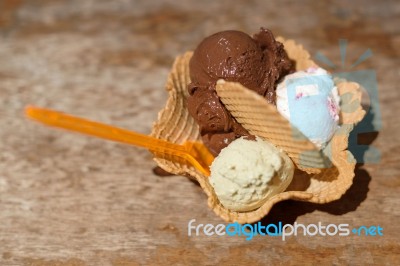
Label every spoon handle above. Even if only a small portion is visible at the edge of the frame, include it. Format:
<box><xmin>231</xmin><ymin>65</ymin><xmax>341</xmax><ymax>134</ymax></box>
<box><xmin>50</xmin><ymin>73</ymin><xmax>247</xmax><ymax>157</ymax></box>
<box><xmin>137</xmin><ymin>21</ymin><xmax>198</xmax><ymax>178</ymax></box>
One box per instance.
<box><xmin>25</xmin><ymin>106</ymin><xmax>210</xmax><ymax>175</ymax></box>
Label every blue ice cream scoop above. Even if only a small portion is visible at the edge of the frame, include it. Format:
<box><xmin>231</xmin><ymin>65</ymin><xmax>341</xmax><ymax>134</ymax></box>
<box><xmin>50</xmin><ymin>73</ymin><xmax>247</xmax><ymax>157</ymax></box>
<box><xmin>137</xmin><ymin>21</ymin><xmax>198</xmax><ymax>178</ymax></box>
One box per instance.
<box><xmin>276</xmin><ymin>68</ymin><xmax>340</xmax><ymax>149</ymax></box>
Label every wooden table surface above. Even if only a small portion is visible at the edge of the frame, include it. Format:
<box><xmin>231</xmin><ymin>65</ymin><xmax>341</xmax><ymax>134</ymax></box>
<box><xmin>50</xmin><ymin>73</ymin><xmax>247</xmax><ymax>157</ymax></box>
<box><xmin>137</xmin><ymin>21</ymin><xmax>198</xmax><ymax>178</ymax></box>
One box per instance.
<box><xmin>1</xmin><ymin>0</ymin><xmax>399</xmax><ymax>265</ymax></box>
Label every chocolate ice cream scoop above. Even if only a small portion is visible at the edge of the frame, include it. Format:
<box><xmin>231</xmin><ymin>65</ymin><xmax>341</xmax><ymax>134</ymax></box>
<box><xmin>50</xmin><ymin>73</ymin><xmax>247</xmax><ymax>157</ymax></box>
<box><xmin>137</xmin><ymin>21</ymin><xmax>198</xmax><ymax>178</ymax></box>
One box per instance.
<box><xmin>187</xmin><ymin>28</ymin><xmax>293</xmax><ymax>156</ymax></box>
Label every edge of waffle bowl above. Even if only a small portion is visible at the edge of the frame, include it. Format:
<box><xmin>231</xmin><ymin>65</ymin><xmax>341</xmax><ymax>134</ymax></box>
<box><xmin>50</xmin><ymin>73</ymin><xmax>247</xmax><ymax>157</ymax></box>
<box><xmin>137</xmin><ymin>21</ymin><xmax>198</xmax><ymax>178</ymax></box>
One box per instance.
<box><xmin>151</xmin><ymin>39</ymin><xmax>366</xmax><ymax>224</ymax></box>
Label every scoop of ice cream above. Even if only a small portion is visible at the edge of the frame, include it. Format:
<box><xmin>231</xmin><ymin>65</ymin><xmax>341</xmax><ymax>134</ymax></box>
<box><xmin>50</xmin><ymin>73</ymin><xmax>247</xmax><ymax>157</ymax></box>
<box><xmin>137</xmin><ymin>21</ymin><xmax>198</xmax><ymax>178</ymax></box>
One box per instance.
<box><xmin>276</xmin><ymin>67</ymin><xmax>340</xmax><ymax>149</ymax></box>
<box><xmin>209</xmin><ymin>137</ymin><xmax>294</xmax><ymax>212</ymax></box>
<box><xmin>186</xmin><ymin>87</ymin><xmax>251</xmax><ymax>155</ymax></box>
<box><xmin>187</xmin><ymin>28</ymin><xmax>293</xmax><ymax>156</ymax></box>
<box><xmin>189</xmin><ymin>29</ymin><xmax>292</xmax><ymax>99</ymax></box>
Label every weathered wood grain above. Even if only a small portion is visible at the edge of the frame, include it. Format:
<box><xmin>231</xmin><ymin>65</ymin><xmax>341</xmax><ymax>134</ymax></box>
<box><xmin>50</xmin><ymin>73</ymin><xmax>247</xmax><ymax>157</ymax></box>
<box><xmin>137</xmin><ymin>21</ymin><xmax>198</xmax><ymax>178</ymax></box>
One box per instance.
<box><xmin>0</xmin><ymin>0</ymin><xmax>399</xmax><ymax>265</ymax></box>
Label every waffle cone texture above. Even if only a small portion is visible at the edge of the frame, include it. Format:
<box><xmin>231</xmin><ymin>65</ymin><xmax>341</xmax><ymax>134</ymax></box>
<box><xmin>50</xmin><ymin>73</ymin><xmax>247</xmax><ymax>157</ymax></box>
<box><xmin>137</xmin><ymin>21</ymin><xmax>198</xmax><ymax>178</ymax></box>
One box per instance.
<box><xmin>151</xmin><ymin>38</ymin><xmax>366</xmax><ymax>224</ymax></box>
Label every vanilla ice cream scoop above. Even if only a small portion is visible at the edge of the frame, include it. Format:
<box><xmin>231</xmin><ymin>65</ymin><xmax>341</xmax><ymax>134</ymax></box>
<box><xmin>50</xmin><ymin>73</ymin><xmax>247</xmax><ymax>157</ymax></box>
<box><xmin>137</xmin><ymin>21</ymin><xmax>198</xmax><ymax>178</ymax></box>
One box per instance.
<box><xmin>276</xmin><ymin>67</ymin><xmax>340</xmax><ymax>149</ymax></box>
<box><xmin>209</xmin><ymin>137</ymin><xmax>294</xmax><ymax>212</ymax></box>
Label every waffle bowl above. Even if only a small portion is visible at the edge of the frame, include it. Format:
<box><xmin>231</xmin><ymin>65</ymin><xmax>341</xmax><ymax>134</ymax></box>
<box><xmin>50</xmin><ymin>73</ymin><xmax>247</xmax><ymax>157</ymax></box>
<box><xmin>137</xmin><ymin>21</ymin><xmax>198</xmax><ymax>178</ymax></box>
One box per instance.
<box><xmin>151</xmin><ymin>38</ymin><xmax>366</xmax><ymax>224</ymax></box>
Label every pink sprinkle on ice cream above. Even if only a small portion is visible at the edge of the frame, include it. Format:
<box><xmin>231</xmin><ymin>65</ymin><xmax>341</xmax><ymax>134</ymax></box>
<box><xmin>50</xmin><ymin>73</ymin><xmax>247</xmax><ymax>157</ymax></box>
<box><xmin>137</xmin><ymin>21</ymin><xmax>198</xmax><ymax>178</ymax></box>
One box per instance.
<box><xmin>295</xmin><ymin>92</ymin><xmax>304</xmax><ymax>99</ymax></box>
<box><xmin>327</xmin><ymin>96</ymin><xmax>339</xmax><ymax>121</ymax></box>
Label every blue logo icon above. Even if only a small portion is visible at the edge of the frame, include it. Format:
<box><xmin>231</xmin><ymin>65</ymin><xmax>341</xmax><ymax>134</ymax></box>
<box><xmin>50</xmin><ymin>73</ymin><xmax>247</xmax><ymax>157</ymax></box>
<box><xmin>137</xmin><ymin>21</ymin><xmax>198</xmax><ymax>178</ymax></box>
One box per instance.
<box><xmin>315</xmin><ymin>39</ymin><xmax>381</xmax><ymax>164</ymax></box>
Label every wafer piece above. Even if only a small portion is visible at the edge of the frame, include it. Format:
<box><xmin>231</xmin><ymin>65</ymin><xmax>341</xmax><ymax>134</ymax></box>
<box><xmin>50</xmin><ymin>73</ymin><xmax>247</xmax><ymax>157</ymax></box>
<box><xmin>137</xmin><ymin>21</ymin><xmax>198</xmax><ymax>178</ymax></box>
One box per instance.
<box><xmin>216</xmin><ymin>80</ymin><xmax>329</xmax><ymax>173</ymax></box>
<box><xmin>151</xmin><ymin>52</ymin><xmax>202</xmax><ymax>178</ymax></box>
<box><xmin>276</xmin><ymin>37</ymin><xmax>317</xmax><ymax>70</ymax></box>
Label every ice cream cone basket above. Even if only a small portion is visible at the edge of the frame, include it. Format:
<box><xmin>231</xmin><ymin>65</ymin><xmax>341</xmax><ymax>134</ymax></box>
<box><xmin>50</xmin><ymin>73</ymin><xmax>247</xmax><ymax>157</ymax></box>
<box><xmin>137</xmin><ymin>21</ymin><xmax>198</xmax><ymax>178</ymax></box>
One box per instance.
<box><xmin>151</xmin><ymin>38</ymin><xmax>366</xmax><ymax>224</ymax></box>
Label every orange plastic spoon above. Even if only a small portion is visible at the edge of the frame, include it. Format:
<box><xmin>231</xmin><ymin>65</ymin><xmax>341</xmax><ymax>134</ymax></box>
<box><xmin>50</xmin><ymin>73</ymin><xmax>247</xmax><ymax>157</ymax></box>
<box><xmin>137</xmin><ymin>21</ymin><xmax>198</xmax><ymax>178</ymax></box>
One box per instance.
<box><xmin>25</xmin><ymin>106</ymin><xmax>214</xmax><ymax>176</ymax></box>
